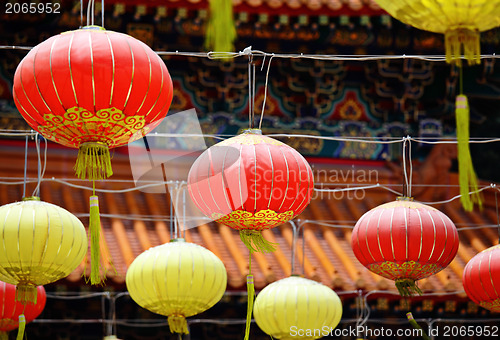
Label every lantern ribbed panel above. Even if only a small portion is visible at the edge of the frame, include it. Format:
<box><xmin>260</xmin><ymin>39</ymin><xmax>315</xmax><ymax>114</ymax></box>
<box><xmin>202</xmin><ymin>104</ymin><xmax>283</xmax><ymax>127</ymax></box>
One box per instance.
<box><xmin>0</xmin><ymin>282</ymin><xmax>46</xmax><ymax>333</ymax></box>
<box><xmin>375</xmin><ymin>1</ymin><xmax>500</xmax><ymax>34</ymax></box>
<box><xmin>0</xmin><ymin>200</ymin><xmax>87</xmax><ymax>287</ymax></box>
<box><xmin>463</xmin><ymin>245</ymin><xmax>500</xmax><ymax>312</ymax></box>
<box><xmin>375</xmin><ymin>1</ymin><xmax>500</xmax><ymax>64</ymax></box>
<box><xmin>254</xmin><ymin>276</ymin><xmax>342</xmax><ymax>340</ymax></box>
<box><xmin>187</xmin><ymin>131</ymin><xmax>314</xmax><ymax>232</ymax></box>
<box><xmin>12</xmin><ymin>27</ymin><xmax>173</xmax><ymax>150</ymax></box>
<box><xmin>126</xmin><ymin>241</ymin><xmax>227</xmax><ymax>324</ymax></box>
<box><xmin>351</xmin><ymin>200</ymin><xmax>459</xmax><ymax>283</ymax></box>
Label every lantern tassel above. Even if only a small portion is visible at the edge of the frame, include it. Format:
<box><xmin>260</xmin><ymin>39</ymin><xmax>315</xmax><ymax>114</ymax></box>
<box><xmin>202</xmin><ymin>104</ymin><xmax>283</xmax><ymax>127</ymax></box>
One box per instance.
<box><xmin>16</xmin><ymin>315</ymin><xmax>25</xmax><ymax>340</ymax></box>
<box><xmin>407</xmin><ymin>312</ymin><xmax>431</xmax><ymax>340</ymax></box>
<box><xmin>168</xmin><ymin>315</ymin><xmax>189</xmax><ymax>334</ymax></box>
<box><xmin>89</xmin><ymin>195</ymin><xmax>105</xmax><ymax>284</ymax></box>
<box><xmin>15</xmin><ymin>284</ymin><xmax>37</xmax><ymax>304</ymax></box>
<box><xmin>0</xmin><ymin>332</ymin><xmax>8</xmax><ymax>340</ymax></box>
<box><xmin>395</xmin><ymin>279</ymin><xmax>422</xmax><ymax>297</ymax></box>
<box><xmin>244</xmin><ymin>274</ymin><xmax>255</xmax><ymax>340</ymax></box>
<box><xmin>456</xmin><ymin>95</ymin><xmax>482</xmax><ymax>211</ymax></box>
<box><xmin>445</xmin><ymin>29</ymin><xmax>481</xmax><ymax>65</ymax></box>
<box><xmin>75</xmin><ymin>142</ymin><xmax>113</xmax><ymax>180</ymax></box>
<box><xmin>205</xmin><ymin>0</ymin><xmax>236</xmax><ymax>52</ymax></box>
<box><xmin>240</xmin><ymin>230</ymin><xmax>277</xmax><ymax>253</ymax></box>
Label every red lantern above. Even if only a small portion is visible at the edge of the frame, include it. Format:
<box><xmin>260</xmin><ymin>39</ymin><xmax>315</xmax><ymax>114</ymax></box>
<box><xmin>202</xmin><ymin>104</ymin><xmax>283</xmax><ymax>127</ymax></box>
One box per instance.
<box><xmin>0</xmin><ymin>282</ymin><xmax>46</xmax><ymax>340</ymax></box>
<box><xmin>463</xmin><ymin>245</ymin><xmax>500</xmax><ymax>312</ymax></box>
<box><xmin>351</xmin><ymin>198</ymin><xmax>459</xmax><ymax>296</ymax></box>
<box><xmin>12</xmin><ymin>26</ymin><xmax>173</xmax><ymax>284</ymax></box>
<box><xmin>13</xmin><ymin>26</ymin><xmax>173</xmax><ymax>180</ymax></box>
<box><xmin>188</xmin><ymin>129</ymin><xmax>314</xmax><ymax>253</ymax></box>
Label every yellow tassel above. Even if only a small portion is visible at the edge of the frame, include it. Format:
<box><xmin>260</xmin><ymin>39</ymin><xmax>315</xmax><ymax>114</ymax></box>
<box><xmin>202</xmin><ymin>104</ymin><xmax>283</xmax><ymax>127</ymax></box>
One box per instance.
<box><xmin>244</xmin><ymin>275</ymin><xmax>255</xmax><ymax>340</ymax></box>
<box><xmin>239</xmin><ymin>230</ymin><xmax>277</xmax><ymax>253</ymax></box>
<box><xmin>168</xmin><ymin>315</ymin><xmax>188</xmax><ymax>334</ymax></box>
<box><xmin>74</xmin><ymin>142</ymin><xmax>113</xmax><ymax>180</ymax></box>
<box><xmin>89</xmin><ymin>195</ymin><xmax>105</xmax><ymax>284</ymax></box>
<box><xmin>445</xmin><ymin>29</ymin><xmax>481</xmax><ymax>65</ymax></box>
<box><xmin>205</xmin><ymin>0</ymin><xmax>236</xmax><ymax>52</ymax></box>
<box><xmin>0</xmin><ymin>331</ymin><xmax>8</xmax><ymax>340</ymax></box>
<box><xmin>16</xmin><ymin>315</ymin><xmax>25</xmax><ymax>340</ymax></box>
<box><xmin>15</xmin><ymin>284</ymin><xmax>37</xmax><ymax>304</ymax></box>
<box><xmin>456</xmin><ymin>95</ymin><xmax>482</xmax><ymax>211</ymax></box>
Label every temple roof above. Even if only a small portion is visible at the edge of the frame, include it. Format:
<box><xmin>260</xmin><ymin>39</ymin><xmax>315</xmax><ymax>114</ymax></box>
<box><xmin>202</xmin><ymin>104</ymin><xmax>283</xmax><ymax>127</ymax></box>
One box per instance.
<box><xmin>0</xmin><ymin>140</ymin><xmax>497</xmax><ymax>295</ymax></box>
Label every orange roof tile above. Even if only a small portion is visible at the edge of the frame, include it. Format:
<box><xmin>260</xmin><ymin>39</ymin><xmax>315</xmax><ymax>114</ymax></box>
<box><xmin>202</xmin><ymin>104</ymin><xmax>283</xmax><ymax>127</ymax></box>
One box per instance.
<box><xmin>0</xmin><ymin>142</ymin><xmax>498</xmax><ymax>295</ymax></box>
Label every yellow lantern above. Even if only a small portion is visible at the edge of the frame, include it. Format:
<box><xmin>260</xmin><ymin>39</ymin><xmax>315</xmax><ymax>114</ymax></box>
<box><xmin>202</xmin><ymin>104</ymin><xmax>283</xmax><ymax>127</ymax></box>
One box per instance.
<box><xmin>375</xmin><ymin>0</ymin><xmax>500</xmax><ymax>64</ymax></box>
<box><xmin>0</xmin><ymin>197</ymin><xmax>88</xmax><ymax>303</ymax></box>
<box><xmin>126</xmin><ymin>239</ymin><xmax>227</xmax><ymax>334</ymax></box>
<box><xmin>254</xmin><ymin>276</ymin><xmax>343</xmax><ymax>340</ymax></box>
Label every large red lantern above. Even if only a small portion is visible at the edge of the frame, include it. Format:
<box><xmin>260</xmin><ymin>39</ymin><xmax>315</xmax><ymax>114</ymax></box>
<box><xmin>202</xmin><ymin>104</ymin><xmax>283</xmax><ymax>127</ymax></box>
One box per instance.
<box><xmin>188</xmin><ymin>129</ymin><xmax>314</xmax><ymax>253</ymax></box>
<box><xmin>0</xmin><ymin>281</ymin><xmax>46</xmax><ymax>340</ymax></box>
<box><xmin>351</xmin><ymin>198</ymin><xmax>459</xmax><ymax>296</ymax></box>
<box><xmin>13</xmin><ymin>26</ymin><xmax>173</xmax><ymax>180</ymax></box>
<box><xmin>12</xmin><ymin>26</ymin><xmax>173</xmax><ymax>284</ymax></box>
<box><xmin>463</xmin><ymin>245</ymin><xmax>500</xmax><ymax>312</ymax></box>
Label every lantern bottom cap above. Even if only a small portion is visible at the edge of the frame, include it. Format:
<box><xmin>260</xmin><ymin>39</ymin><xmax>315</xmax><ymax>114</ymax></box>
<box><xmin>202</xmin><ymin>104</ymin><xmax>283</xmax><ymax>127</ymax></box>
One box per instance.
<box><xmin>240</xmin><ymin>230</ymin><xmax>277</xmax><ymax>253</ymax></box>
<box><xmin>168</xmin><ymin>315</ymin><xmax>189</xmax><ymax>334</ymax></box>
<box><xmin>395</xmin><ymin>279</ymin><xmax>422</xmax><ymax>297</ymax></box>
<box><xmin>16</xmin><ymin>284</ymin><xmax>38</xmax><ymax>305</ymax></box>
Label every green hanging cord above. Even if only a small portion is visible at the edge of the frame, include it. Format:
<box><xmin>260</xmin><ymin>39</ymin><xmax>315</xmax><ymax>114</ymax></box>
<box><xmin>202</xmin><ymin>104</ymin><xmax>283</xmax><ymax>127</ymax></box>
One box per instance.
<box><xmin>456</xmin><ymin>65</ymin><xmax>482</xmax><ymax>211</ymax></box>
<box><xmin>16</xmin><ymin>302</ymin><xmax>27</xmax><ymax>340</ymax></box>
<box><xmin>406</xmin><ymin>312</ymin><xmax>430</xmax><ymax>340</ymax></box>
<box><xmin>89</xmin><ymin>178</ymin><xmax>105</xmax><ymax>284</ymax></box>
<box><xmin>244</xmin><ymin>251</ymin><xmax>255</xmax><ymax>340</ymax></box>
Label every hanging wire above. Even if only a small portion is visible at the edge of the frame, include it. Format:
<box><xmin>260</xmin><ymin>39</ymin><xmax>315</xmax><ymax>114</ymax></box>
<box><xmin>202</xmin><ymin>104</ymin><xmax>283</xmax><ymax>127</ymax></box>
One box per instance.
<box><xmin>247</xmin><ymin>55</ymin><xmax>253</xmax><ymax>129</ymax></box>
<box><xmin>408</xmin><ymin>136</ymin><xmax>413</xmax><ymax>197</ymax></box>
<box><xmin>22</xmin><ymin>135</ymin><xmax>29</xmax><ymax>198</ymax></box>
<box><xmin>495</xmin><ymin>190</ymin><xmax>500</xmax><ymax>244</ymax></box>
<box><xmin>402</xmin><ymin>137</ymin><xmax>409</xmax><ymax>197</ymax></box>
<box><xmin>258</xmin><ymin>54</ymin><xmax>274</xmax><ymax>130</ymax></box>
<box><xmin>80</xmin><ymin>0</ymin><xmax>84</xmax><ymax>28</ymax></box>
<box><xmin>86</xmin><ymin>0</ymin><xmax>92</xmax><ymax>26</ymax></box>
<box><xmin>32</xmin><ymin>134</ymin><xmax>47</xmax><ymax>197</ymax></box>
<box><xmin>101</xmin><ymin>0</ymin><xmax>105</xmax><ymax>28</ymax></box>
<box><xmin>289</xmin><ymin>220</ymin><xmax>304</xmax><ymax>275</ymax></box>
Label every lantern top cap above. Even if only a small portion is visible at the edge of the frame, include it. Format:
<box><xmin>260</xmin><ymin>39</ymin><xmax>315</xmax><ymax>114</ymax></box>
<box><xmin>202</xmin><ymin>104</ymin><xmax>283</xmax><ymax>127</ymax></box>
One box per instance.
<box><xmin>21</xmin><ymin>196</ymin><xmax>41</xmax><ymax>201</ymax></box>
<box><xmin>170</xmin><ymin>238</ymin><xmax>186</xmax><ymax>243</ymax></box>
<box><xmin>243</xmin><ymin>128</ymin><xmax>262</xmax><ymax>135</ymax></box>
<box><xmin>396</xmin><ymin>196</ymin><xmax>414</xmax><ymax>202</ymax></box>
<box><xmin>81</xmin><ymin>25</ymin><xmax>105</xmax><ymax>31</ymax></box>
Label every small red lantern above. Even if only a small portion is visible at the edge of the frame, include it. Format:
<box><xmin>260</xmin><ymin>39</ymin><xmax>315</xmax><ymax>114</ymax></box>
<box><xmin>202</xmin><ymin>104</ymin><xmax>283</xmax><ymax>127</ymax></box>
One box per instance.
<box><xmin>463</xmin><ymin>245</ymin><xmax>500</xmax><ymax>312</ymax></box>
<box><xmin>0</xmin><ymin>281</ymin><xmax>46</xmax><ymax>340</ymax></box>
<box><xmin>13</xmin><ymin>26</ymin><xmax>173</xmax><ymax>180</ymax></box>
<box><xmin>188</xmin><ymin>129</ymin><xmax>314</xmax><ymax>253</ymax></box>
<box><xmin>351</xmin><ymin>198</ymin><xmax>459</xmax><ymax>295</ymax></box>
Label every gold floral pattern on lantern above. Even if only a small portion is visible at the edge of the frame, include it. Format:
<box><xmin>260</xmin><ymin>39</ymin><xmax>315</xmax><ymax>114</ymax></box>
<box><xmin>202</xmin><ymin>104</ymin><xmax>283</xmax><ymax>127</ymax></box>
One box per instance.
<box><xmin>211</xmin><ymin>209</ymin><xmax>294</xmax><ymax>231</ymax></box>
<box><xmin>368</xmin><ymin>261</ymin><xmax>442</xmax><ymax>281</ymax></box>
<box><xmin>479</xmin><ymin>299</ymin><xmax>500</xmax><ymax>313</ymax></box>
<box><xmin>37</xmin><ymin>106</ymin><xmax>149</xmax><ymax>148</ymax></box>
